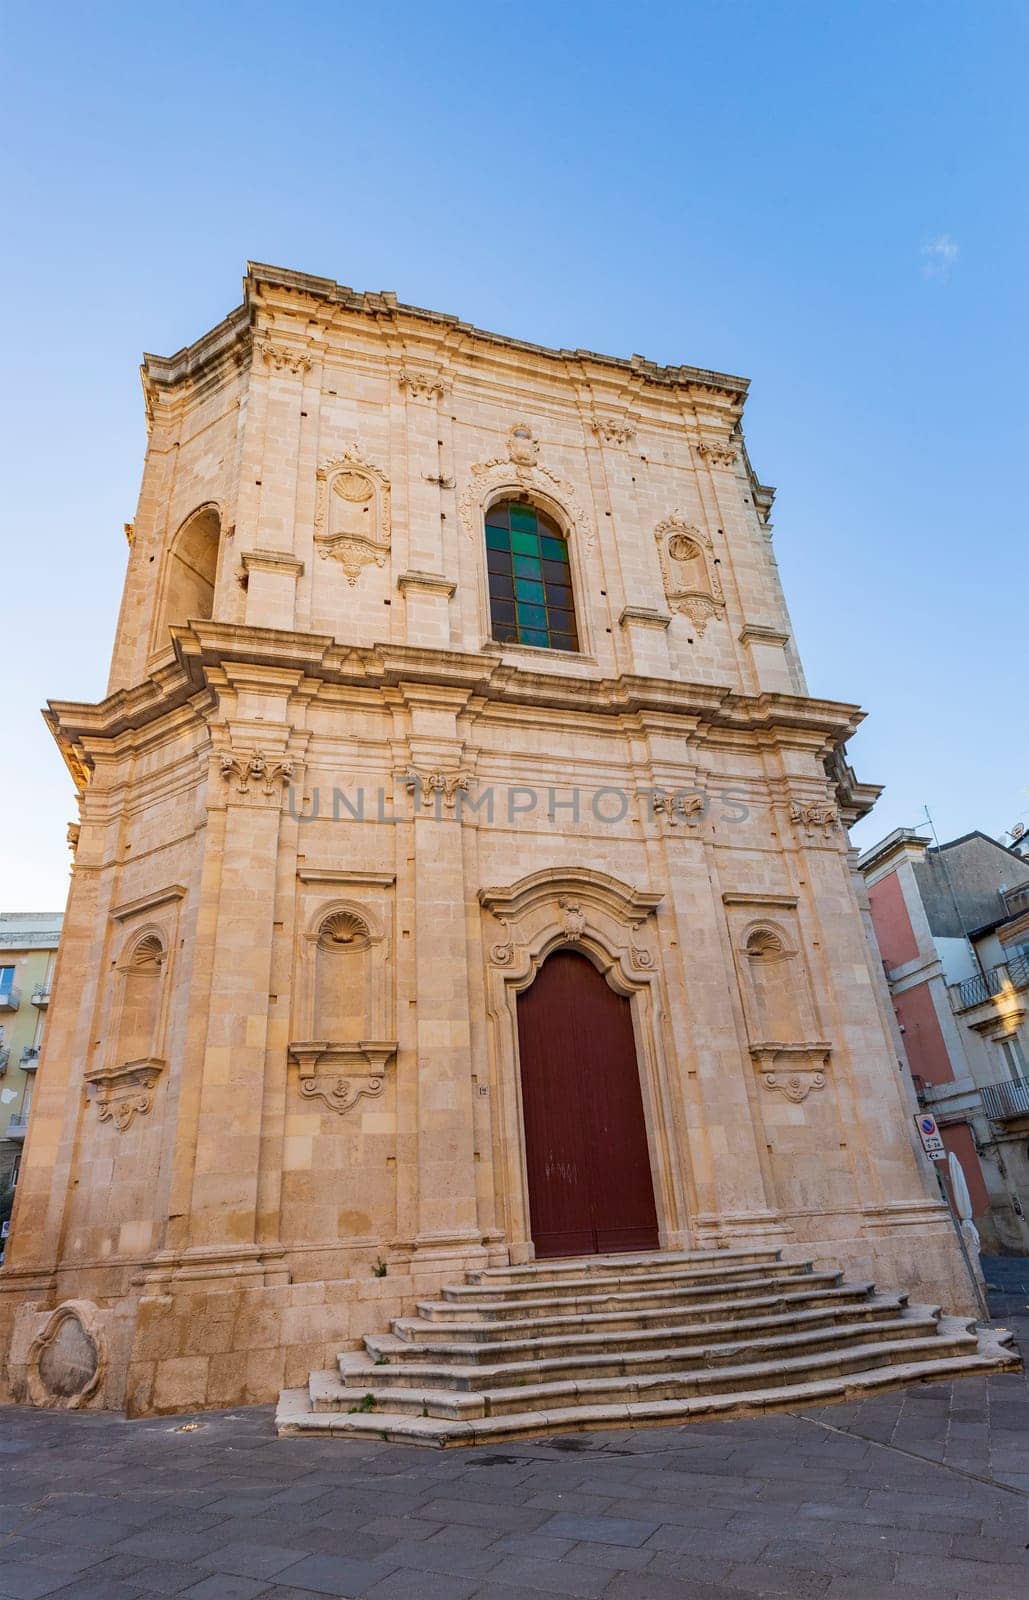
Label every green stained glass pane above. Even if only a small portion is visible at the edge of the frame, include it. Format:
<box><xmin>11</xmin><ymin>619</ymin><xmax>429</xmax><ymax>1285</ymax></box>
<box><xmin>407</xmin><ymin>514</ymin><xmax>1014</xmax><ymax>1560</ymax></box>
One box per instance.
<box><xmin>540</xmin><ymin>536</ymin><xmax>567</xmax><ymax>562</ymax></box>
<box><xmin>509</xmin><ymin>503</ymin><xmax>538</xmax><ymax>532</ymax></box>
<box><xmin>511</xmin><ymin>529</ymin><xmax>540</xmax><ymax>557</ymax></box>
<box><xmin>513</xmin><ymin>553</ymin><xmax>542</xmax><ymax>579</ymax></box>
<box><xmin>514</xmin><ymin>578</ymin><xmax>545</xmax><ymax>604</ymax></box>
<box><xmin>517</xmin><ymin>602</ymin><xmax>547</xmax><ymax>629</ymax></box>
<box><xmin>486</xmin><ymin>524</ymin><xmax>511</xmax><ymax>551</ymax></box>
<box><xmin>520</xmin><ymin>627</ymin><xmax>549</xmax><ymax>648</ymax></box>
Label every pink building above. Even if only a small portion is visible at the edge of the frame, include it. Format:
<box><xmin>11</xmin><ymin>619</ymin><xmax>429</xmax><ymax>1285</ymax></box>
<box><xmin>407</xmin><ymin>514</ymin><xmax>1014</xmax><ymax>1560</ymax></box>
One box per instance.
<box><xmin>860</xmin><ymin>828</ymin><xmax>1029</xmax><ymax>1253</ymax></box>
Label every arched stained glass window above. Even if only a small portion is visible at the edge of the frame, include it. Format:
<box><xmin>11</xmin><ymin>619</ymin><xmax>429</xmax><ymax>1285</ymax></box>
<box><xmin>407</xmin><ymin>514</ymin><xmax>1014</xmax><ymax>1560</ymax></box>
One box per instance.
<box><xmin>485</xmin><ymin>501</ymin><xmax>579</xmax><ymax>652</ymax></box>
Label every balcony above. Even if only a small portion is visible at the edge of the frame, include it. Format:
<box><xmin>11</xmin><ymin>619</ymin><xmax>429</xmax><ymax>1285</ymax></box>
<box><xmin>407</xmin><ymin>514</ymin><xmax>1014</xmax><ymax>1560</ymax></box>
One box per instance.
<box><xmin>31</xmin><ymin>984</ymin><xmax>51</xmax><ymax>1007</ymax></box>
<box><xmin>20</xmin><ymin>1046</ymin><xmax>40</xmax><ymax>1070</ymax></box>
<box><xmin>1003</xmin><ymin>883</ymin><xmax>1029</xmax><ymax>919</ymax></box>
<box><xmin>0</xmin><ymin>1047</ymin><xmax>9</xmax><ymax>1075</ymax></box>
<box><xmin>0</xmin><ymin>985</ymin><xmax>21</xmax><ymax>1012</ymax></box>
<box><xmin>5</xmin><ymin>1112</ymin><xmax>29</xmax><ymax>1140</ymax></box>
<box><xmin>980</xmin><ymin>1075</ymin><xmax>1029</xmax><ymax>1122</ymax></box>
<box><xmin>951</xmin><ymin>955</ymin><xmax>1029</xmax><ymax>1013</ymax></box>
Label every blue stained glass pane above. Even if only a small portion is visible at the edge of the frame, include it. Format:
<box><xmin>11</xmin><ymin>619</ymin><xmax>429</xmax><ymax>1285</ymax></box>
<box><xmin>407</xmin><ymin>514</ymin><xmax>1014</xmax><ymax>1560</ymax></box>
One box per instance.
<box><xmin>485</xmin><ymin>524</ymin><xmax>511</xmax><ymax>550</ymax></box>
<box><xmin>485</xmin><ymin>504</ymin><xmax>510</xmax><ymax>528</ymax></box>
<box><xmin>540</xmin><ymin>535</ymin><xmax>567</xmax><ymax>562</ymax></box>
<box><xmin>517</xmin><ymin>603</ymin><xmax>547</xmax><ymax>629</ymax></box>
<box><xmin>513</xmin><ymin>554</ymin><xmax>542</xmax><ymax>579</ymax></box>
<box><xmin>520</xmin><ymin>628</ymin><xmax>549</xmax><ymax>648</ymax></box>
<box><xmin>509</xmin><ymin>504</ymin><xmax>538</xmax><ymax>532</ymax></box>
<box><xmin>514</xmin><ymin>578</ymin><xmax>545</xmax><ymax>604</ymax></box>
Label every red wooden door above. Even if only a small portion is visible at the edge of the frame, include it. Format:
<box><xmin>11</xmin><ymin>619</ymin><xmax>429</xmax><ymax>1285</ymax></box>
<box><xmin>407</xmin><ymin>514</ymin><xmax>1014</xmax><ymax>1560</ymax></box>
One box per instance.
<box><xmin>516</xmin><ymin>949</ymin><xmax>659</xmax><ymax>1258</ymax></box>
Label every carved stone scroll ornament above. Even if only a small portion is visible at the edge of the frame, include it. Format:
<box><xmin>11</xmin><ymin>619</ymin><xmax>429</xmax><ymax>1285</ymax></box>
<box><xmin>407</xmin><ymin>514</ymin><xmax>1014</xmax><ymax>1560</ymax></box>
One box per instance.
<box><xmin>458</xmin><ymin>424</ymin><xmax>596</xmax><ymax>551</ymax></box>
<box><xmin>789</xmin><ymin>799</ymin><xmax>840</xmax><ymax>839</ymax></box>
<box><xmin>313</xmin><ymin>445</ymin><xmax>392</xmax><ymax>583</ymax></box>
<box><xmin>220</xmin><ymin>749</ymin><xmax>294</xmax><ymax>796</ymax></box>
<box><xmin>288</xmin><ymin>1042</ymin><xmax>396</xmax><ymax>1115</ymax></box>
<box><xmin>489</xmin><ymin>918</ymin><xmax>515</xmax><ymax>966</ymax></box>
<box><xmin>590</xmin><ymin>413</ymin><xmax>638</xmax><ymax>447</ymax></box>
<box><xmin>651</xmin><ymin>790</ymin><xmax>705</xmax><ymax>827</ymax></box>
<box><xmin>253</xmin><ymin>335</ymin><xmax>312</xmax><ymax>376</ymax></box>
<box><xmin>85</xmin><ymin>1058</ymin><xmax>164</xmax><ymax>1131</ymax></box>
<box><xmin>694</xmin><ymin>439</ymin><xmax>739</xmax><ymax>467</ymax></box>
<box><xmin>398</xmin><ymin>368</ymin><xmax>447</xmax><ymax>400</ymax></box>
<box><xmin>654</xmin><ymin>517</ymin><xmax>725</xmax><ymax>635</ymax></box>
<box><xmin>750</xmin><ymin>1043</ymin><xmax>831</xmax><ymax>1103</ymax></box>
<box><xmin>403</xmin><ymin>770</ymin><xmax>471</xmax><ymax>809</ymax></box>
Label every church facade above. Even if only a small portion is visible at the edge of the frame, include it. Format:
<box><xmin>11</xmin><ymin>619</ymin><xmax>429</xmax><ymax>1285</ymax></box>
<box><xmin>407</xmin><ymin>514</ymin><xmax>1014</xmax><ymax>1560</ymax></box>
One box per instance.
<box><xmin>0</xmin><ymin>264</ymin><xmax>972</xmax><ymax>1414</ymax></box>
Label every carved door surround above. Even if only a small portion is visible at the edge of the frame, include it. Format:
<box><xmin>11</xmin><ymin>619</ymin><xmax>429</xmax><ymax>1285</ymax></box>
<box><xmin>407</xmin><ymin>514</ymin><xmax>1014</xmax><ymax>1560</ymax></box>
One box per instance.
<box><xmin>479</xmin><ymin>867</ymin><xmax>688</xmax><ymax>1258</ymax></box>
<box><xmin>289</xmin><ymin>873</ymin><xmax>397</xmax><ymax>1115</ymax></box>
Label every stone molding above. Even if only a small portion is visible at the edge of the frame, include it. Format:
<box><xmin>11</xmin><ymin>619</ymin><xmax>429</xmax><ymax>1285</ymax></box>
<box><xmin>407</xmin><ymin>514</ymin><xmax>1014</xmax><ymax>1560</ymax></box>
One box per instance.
<box><xmin>26</xmin><ymin>1300</ymin><xmax>106</xmax><ymax>1409</ymax></box>
<box><xmin>749</xmin><ymin>1042</ymin><xmax>832</xmax><ymax>1102</ymax></box>
<box><xmin>397</xmin><ymin>367</ymin><xmax>447</xmax><ymax>400</ymax></box>
<box><xmin>85</xmin><ymin>1057</ymin><xmax>164</xmax><ymax>1130</ymax></box>
<box><xmin>287</xmin><ymin>1041</ymin><xmax>397</xmax><ymax>1114</ymax></box>
<box><xmin>655</xmin><ymin>516</ymin><xmax>726</xmax><ymax>634</ymax></box>
<box><xmin>110</xmin><ymin>884</ymin><xmax>187</xmax><ymax>922</ymax></box>
<box><xmin>589</xmin><ymin>413</ymin><xmax>639</xmax><ymax>446</ymax></box>
<box><xmin>619</xmin><ymin>606</ymin><xmax>672</xmax><ymax>630</ymax></box>
<box><xmin>694</xmin><ymin>439</ymin><xmax>739</xmax><ymax>467</ymax></box>
<box><xmin>238</xmin><ymin>549</ymin><xmax>305</xmax><ymax>586</ymax></box>
<box><xmin>458</xmin><ymin>423</ymin><xmax>596</xmax><ymax>552</ymax></box>
<box><xmin>789</xmin><ymin>797</ymin><xmax>840</xmax><ymax>838</ymax></box>
<box><xmin>397</xmin><ymin>570</ymin><xmax>457</xmax><ymax>596</ymax></box>
<box><xmin>219</xmin><ymin>748</ymin><xmax>294</xmax><ymax>796</ymax></box>
<box><xmin>313</xmin><ymin>444</ymin><xmax>391</xmax><ymax>582</ymax></box>
<box><xmin>253</xmin><ymin>334</ymin><xmax>312</xmax><ymax>375</ymax></box>
<box><xmin>402</xmin><ymin>769</ymin><xmax>471</xmax><ymax>809</ymax></box>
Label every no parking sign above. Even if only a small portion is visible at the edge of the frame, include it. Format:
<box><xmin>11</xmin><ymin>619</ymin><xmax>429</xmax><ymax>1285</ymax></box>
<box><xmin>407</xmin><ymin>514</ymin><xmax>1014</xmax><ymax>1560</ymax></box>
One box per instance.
<box><xmin>913</xmin><ymin>1111</ymin><xmax>946</xmax><ymax>1161</ymax></box>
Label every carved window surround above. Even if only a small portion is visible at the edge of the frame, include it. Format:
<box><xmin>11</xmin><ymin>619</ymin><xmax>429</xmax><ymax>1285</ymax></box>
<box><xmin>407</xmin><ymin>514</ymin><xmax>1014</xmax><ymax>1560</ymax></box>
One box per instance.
<box><xmin>314</xmin><ymin>445</ymin><xmax>391</xmax><ymax>582</ymax></box>
<box><xmin>288</xmin><ymin>1041</ymin><xmax>396</xmax><ymax>1114</ymax></box>
<box><xmin>85</xmin><ymin>1057</ymin><xmax>165</xmax><ymax>1130</ymax></box>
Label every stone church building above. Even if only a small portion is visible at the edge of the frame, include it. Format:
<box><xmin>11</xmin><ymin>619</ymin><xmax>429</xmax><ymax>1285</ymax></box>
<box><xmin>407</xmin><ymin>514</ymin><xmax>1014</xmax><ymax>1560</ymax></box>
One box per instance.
<box><xmin>0</xmin><ymin>264</ymin><xmax>986</xmax><ymax>1419</ymax></box>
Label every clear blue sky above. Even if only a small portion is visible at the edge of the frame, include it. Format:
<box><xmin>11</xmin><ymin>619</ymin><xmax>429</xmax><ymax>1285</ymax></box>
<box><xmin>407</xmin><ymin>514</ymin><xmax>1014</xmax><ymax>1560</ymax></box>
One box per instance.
<box><xmin>1</xmin><ymin>1</ymin><xmax>1026</xmax><ymax>908</ymax></box>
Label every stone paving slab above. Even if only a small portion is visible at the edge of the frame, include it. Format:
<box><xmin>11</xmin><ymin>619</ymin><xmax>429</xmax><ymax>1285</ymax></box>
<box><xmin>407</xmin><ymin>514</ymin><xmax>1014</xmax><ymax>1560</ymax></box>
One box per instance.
<box><xmin>0</xmin><ymin>1317</ymin><xmax>1024</xmax><ymax>1599</ymax></box>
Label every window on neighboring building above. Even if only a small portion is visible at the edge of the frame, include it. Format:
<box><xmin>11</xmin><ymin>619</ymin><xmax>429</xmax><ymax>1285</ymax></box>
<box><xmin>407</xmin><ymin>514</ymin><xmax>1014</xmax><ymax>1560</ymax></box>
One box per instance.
<box><xmin>485</xmin><ymin>501</ymin><xmax>579</xmax><ymax>652</ymax></box>
<box><xmin>998</xmin><ymin>1035</ymin><xmax>1027</xmax><ymax>1081</ymax></box>
<box><xmin>0</xmin><ymin>967</ymin><xmax>13</xmax><ymax>999</ymax></box>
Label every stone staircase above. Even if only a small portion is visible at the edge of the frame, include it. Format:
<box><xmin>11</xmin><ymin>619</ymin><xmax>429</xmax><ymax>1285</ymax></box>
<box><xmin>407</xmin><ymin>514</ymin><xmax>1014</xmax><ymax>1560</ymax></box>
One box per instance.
<box><xmin>276</xmin><ymin>1246</ymin><xmax>1018</xmax><ymax>1447</ymax></box>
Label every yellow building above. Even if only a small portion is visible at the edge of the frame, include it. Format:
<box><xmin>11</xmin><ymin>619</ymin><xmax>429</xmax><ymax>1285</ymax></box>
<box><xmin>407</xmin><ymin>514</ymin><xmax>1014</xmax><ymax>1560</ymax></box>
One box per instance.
<box><xmin>0</xmin><ymin>914</ymin><xmax>63</xmax><ymax>1191</ymax></box>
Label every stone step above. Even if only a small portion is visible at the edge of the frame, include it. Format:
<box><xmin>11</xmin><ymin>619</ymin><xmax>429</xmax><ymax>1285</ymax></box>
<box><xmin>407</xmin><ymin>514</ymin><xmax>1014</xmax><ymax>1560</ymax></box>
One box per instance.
<box><xmin>342</xmin><ymin>1312</ymin><xmax>942</xmax><ymax>1393</ymax></box>
<box><xmin>277</xmin><ymin>1336</ymin><xmax>1018</xmax><ymax>1447</ymax></box>
<box><xmin>368</xmin><ymin>1291</ymin><xmax>909</xmax><ymax>1365</ymax></box>
<box><xmin>314</xmin><ymin>1327</ymin><xmax>981</xmax><ymax>1420</ymax></box>
<box><xmin>416</xmin><ymin>1268</ymin><xmax>844</xmax><ymax>1324</ymax></box>
<box><xmin>440</xmin><ymin>1256</ymin><xmax>812</xmax><ymax>1305</ymax></box>
<box><xmin>466</xmin><ymin>1246</ymin><xmax>785</xmax><ymax>1286</ymax></box>
<box><xmin>397</xmin><ymin>1278</ymin><xmax>873</xmax><ymax>1343</ymax></box>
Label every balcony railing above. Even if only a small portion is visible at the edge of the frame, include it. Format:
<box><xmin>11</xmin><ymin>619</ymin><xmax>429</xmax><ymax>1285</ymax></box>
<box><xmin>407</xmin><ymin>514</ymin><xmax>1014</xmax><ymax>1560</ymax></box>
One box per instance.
<box><xmin>0</xmin><ymin>986</ymin><xmax>21</xmax><ymax>1011</ymax></box>
<box><xmin>5</xmin><ymin>1112</ymin><xmax>29</xmax><ymax>1140</ymax></box>
<box><xmin>1002</xmin><ymin>883</ymin><xmax>1029</xmax><ymax>919</ymax></box>
<box><xmin>31</xmin><ymin>984</ymin><xmax>50</xmax><ymax>1007</ymax></box>
<box><xmin>980</xmin><ymin>1076</ymin><xmax>1029</xmax><ymax>1122</ymax></box>
<box><xmin>951</xmin><ymin>956</ymin><xmax>1029</xmax><ymax>1012</ymax></box>
<box><xmin>0</xmin><ymin>1048</ymin><xmax>9</xmax><ymax>1074</ymax></box>
<box><xmin>20</xmin><ymin>1046</ymin><xmax>40</xmax><ymax>1069</ymax></box>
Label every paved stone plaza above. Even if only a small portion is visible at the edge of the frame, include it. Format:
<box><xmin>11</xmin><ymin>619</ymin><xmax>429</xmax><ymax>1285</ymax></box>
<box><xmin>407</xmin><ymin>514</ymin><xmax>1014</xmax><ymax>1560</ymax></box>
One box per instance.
<box><xmin>0</xmin><ymin>1277</ymin><xmax>1024</xmax><ymax>1600</ymax></box>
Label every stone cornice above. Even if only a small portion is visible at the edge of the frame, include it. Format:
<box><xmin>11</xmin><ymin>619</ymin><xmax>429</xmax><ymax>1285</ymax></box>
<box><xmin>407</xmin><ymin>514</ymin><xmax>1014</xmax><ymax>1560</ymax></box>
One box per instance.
<box><xmin>45</xmin><ymin>622</ymin><xmax>868</xmax><ymax>783</ymax></box>
<box><xmin>139</xmin><ymin>262</ymin><xmax>749</xmax><ymax>423</ymax></box>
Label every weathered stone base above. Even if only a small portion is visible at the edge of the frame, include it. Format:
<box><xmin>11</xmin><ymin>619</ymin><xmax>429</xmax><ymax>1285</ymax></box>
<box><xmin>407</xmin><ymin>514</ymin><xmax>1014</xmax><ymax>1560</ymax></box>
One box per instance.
<box><xmin>0</xmin><ymin>1204</ymin><xmax>980</xmax><ymax>1415</ymax></box>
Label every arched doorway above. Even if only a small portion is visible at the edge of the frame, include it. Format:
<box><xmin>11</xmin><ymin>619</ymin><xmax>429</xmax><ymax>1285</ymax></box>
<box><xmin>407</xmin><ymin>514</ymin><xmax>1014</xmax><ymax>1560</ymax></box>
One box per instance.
<box><xmin>516</xmin><ymin>948</ymin><xmax>659</xmax><ymax>1258</ymax></box>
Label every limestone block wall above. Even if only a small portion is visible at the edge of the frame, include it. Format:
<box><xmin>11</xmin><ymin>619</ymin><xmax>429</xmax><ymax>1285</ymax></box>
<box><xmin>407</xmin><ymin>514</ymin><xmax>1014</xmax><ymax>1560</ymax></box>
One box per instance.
<box><xmin>0</xmin><ymin>264</ymin><xmax>973</xmax><ymax>1414</ymax></box>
